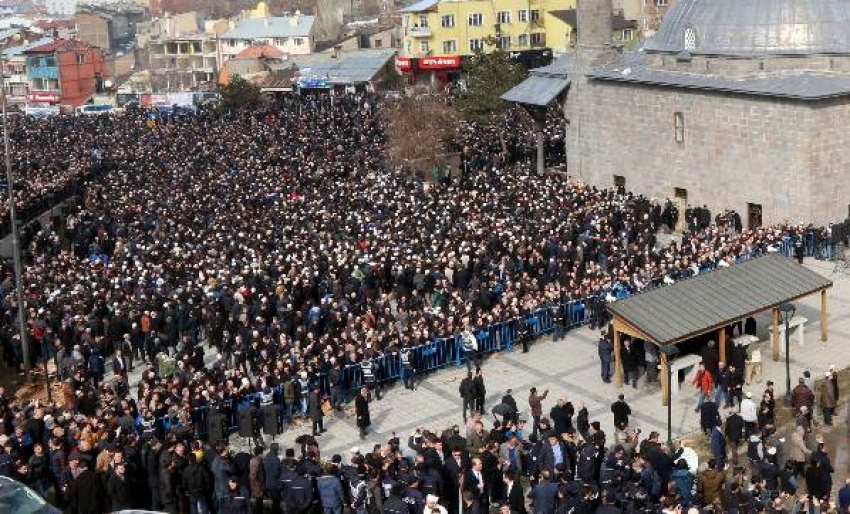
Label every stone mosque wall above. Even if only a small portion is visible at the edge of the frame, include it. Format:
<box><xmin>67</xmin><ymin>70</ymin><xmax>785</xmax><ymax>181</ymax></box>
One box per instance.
<box><xmin>566</xmin><ymin>79</ymin><xmax>850</xmax><ymax>226</ymax></box>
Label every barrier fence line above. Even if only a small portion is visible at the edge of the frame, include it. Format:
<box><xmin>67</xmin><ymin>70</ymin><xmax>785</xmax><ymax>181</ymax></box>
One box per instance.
<box><xmin>130</xmin><ymin>238</ymin><xmax>837</xmax><ymax>439</ymax></box>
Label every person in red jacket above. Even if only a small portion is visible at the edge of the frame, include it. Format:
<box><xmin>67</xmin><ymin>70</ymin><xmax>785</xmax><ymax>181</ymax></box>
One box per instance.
<box><xmin>692</xmin><ymin>362</ymin><xmax>714</xmax><ymax>413</ymax></box>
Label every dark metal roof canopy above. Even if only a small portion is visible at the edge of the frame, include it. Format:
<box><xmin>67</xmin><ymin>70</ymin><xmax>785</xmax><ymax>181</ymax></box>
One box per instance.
<box><xmin>607</xmin><ymin>253</ymin><xmax>832</xmax><ymax>346</ymax></box>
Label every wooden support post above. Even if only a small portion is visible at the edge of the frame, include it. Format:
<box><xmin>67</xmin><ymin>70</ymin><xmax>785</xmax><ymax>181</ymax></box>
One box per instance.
<box><xmin>613</xmin><ymin>323</ymin><xmax>623</xmax><ymax>388</ymax></box>
<box><xmin>821</xmin><ymin>290</ymin><xmax>828</xmax><ymax>343</ymax></box>
<box><xmin>660</xmin><ymin>352</ymin><xmax>669</xmax><ymax>407</ymax></box>
<box><xmin>718</xmin><ymin>327</ymin><xmax>727</xmax><ymax>364</ymax></box>
<box><xmin>772</xmin><ymin>308</ymin><xmax>780</xmax><ymax>362</ymax></box>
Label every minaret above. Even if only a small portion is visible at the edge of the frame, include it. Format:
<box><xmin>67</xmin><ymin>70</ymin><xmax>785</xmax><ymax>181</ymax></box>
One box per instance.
<box><xmin>566</xmin><ymin>0</ymin><xmax>618</xmax><ymax>180</ymax></box>
<box><xmin>576</xmin><ymin>0</ymin><xmax>615</xmax><ymax>64</ymax></box>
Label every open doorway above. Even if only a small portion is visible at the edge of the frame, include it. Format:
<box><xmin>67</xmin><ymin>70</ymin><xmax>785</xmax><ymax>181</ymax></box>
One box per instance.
<box><xmin>614</xmin><ymin>175</ymin><xmax>626</xmax><ymax>194</ymax></box>
<box><xmin>673</xmin><ymin>188</ymin><xmax>688</xmax><ymax>232</ymax></box>
<box><xmin>748</xmin><ymin>203</ymin><xmax>763</xmax><ymax>229</ymax></box>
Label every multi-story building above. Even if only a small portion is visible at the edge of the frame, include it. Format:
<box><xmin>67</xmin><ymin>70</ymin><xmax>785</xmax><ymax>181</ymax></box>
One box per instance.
<box><xmin>44</xmin><ymin>0</ymin><xmax>78</xmax><ymax>16</ymax></box>
<box><xmin>398</xmin><ymin>0</ymin><xmax>567</xmax><ymax>84</ymax></box>
<box><xmin>24</xmin><ymin>39</ymin><xmax>109</xmax><ymax>107</ymax></box>
<box><xmin>220</xmin><ymin>13</ymin><xmax>318</xmax><ymax>62</ymax></box>
<box><xmin>147</xmin><ymin>35</ymin><xmax>219</xmax><ymax>89</ymax></box>
<box><xmin>545</xmin><ymin>8</ymin><xmax>638</xmax><ymax>55</ymax></box>
<box><xmin>0</xmin><ymin>39</ymin><xmax>55</xmax><ymax>105</ymax></box>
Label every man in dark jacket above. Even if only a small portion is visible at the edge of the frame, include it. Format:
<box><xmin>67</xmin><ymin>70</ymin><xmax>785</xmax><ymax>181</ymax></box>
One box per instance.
<box><xmin>264</xmin><ymin>444</ymin><xmax>283</xmax><ymax>514</ymax></box>
<box><xmin>182</xmin><ymin>453</ymin><xmax>211</xmax><ymax>514</ymax></box>
<box><xmin>725</xmin><ymin>411</ymin><xmax>746</xmax><ymax>465</ymax></box>
<box><xmin>460</xmin><ymin>372</ymin><xmax>476</xmax><ymax>422</ymax></box>
<box><xmin>598</xmin><ymin>333</ymin><xmax>613</xmax><ymax>383</ymax></box>
<box><xmin>107</xmin><ymin>462</ymin><xmax>132</xmax><ymax>511</ymax></box>
<box><xmin>159</xmin><ymin>457</ymin><xmax>178</xmax><ymax>513</ymax></box>
<box><xmin>549</xmin><ymin>398</ymin><xmax>574</xmax><ymax>436</ymax></box>
<box><xmin>308</xmin><ymin>385</ymin><xmax>326</xmax><ymax>437</ymax></box>
<box><xmin>221</xmin><ymin>475</ymin><xmax>251</xmax><ymax>514</ymax></box>
<box><xmin>531</xmin><ymin>470</ymin><xmax>557</xmax><ymax>514</ymax></box>
<box><xmin>65</xmin><ymin>455</ymin><xmax>99</xmax><ymax>514</ymax></box>
<box><xmin>610</xmin><ymin>394</ymin><xmax>631</xmax><ymax>429</ymax></box>
<box><xmin>355</xmin><ymin>387</ymin><xmax>371</xmax><ymax>440</ymax></box>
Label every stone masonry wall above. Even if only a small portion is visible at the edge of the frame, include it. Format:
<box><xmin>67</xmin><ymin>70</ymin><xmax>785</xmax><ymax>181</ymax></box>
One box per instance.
<box><xmin>564</xmin><ymin>80</ymin><xmax>850</xmax><ymax>226</ymax></box>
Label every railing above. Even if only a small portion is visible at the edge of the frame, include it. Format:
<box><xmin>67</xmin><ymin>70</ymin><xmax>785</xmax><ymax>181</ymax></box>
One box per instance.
<box><xmin>133</xmin><ymin>236</ymin><xmax>845</xmax><ymax>440</ymax></box>
<box><xmin>137</xmin><ymin>296</ymin><xmax>603</xmax><ymax>439</ymax></box>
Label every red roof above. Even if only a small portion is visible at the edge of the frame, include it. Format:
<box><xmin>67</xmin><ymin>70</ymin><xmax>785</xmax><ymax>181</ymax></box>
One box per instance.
<box><xmin>33</xmin><ymin>19</ymin><xmax>75</xmax><ymax>29</ymax></box>
<box><xmin>26</xmin><ymin>39</ymin><xmax>96</xmax><ymax>54</ymax></box>
<box><xmin>236</xmin><ymin>44</ymin><xmax>285</xmax><ymax>59</ymax></box>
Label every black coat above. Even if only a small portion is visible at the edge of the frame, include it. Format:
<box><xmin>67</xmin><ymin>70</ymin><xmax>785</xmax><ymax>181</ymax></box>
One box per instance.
<box><xmin>549</xmin><ymin>404</ymin><xmax>573</xmax><ymax>435</ymax></box>
<box><xmin>506</xmin><ymin>480</ymin><xmax>527</xmax><ymax>514</ymax></box>
<box><xmin>610</xmin><ymin>400</ymin><xmax>631</xmax><ymax>428</ymax></box>
<box><xmin>65</xmin><ymin>468</ymin><xmax>99</xmax><ymax>514</ymax></box>
<box><xmin>107</xmin><ymin>473</ymin><xmax>132</xmax><ymax>511</ymax></box>
<box><xmin>355</xmin><ymin>394</ymin><xmax>371</xmax><ymax>429</ymax></box>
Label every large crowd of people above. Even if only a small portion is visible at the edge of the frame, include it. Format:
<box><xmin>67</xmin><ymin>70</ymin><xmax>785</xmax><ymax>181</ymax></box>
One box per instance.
<box><xmin>0</xmin><ymin>92</ymin><xmax>846</xmax><ymax>513</ymax></box>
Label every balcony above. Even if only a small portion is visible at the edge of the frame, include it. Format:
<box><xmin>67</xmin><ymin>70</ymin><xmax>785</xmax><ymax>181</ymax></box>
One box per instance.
<box><xmin>408</xmin><ymin>26</ymin><xmax>432</xmax><ymax>37</ymax></box>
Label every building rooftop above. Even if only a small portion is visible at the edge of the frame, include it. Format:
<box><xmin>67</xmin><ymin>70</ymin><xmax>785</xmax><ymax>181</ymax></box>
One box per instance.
<box><xmin>2</xmin><ymin>37</ymin><xmax>55</xmax><ymax>57</ymax></box>
<box><xmin>399</xmin><ymin>0</ymin><xmax>438</xmax><ymax>13</ymax></box>
<box><xmin>222</xmin><ymin>15</ymin><xmax>315</xmax><ymax>40</ymax></box>
<box><xmin>645</xmin><ymin>0</ymin><xmax>850</xmax><ymax>57</ymax></box>
<box><xmin>237</xmin><ymin>44</ymin><xmax>285</xmax><ymax>59</ymax></box>
<box><xmin>25</xmin><ymin>38</ymin><xmax>94</xmax><ymax>54</ymax></box>
<box><xmin>590</xmin><ymin>51</ymin><xmax>850</xmax><ymax>101</ymax></box>
<box><xmin>268</xmin><ymin>48</ymin><xmax>395</xmax><ymax>84</ymax></box>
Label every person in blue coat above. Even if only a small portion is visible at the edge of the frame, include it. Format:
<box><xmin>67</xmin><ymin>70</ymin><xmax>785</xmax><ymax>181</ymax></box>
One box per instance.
<box><xmin>670</xmin><ymin>459</ymin><xmax>694</xmax><ymax>507</ymax></box>
<box><xmin>709</xmin><ymin>425</ymin><xmax>727</xmax><ymax>470</ymax></box>
<box><xmin>531</xmin><ymin>470</ymin><xmax>558</xmax><ymax>514</ymax></box>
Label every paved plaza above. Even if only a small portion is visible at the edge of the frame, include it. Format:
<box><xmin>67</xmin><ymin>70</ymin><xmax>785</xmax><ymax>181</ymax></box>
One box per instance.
<box><xmin>172</xmin><ymin>257</ymin><xmax>850</xmax><ymax>458</ymax></box>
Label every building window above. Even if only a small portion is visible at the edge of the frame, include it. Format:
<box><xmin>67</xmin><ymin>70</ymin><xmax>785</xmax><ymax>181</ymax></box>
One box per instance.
<box><xmin>518</xmin><ymin>34</ymin><xmax>529</xmax><ymax>46</ymax></box>
<box><xmin>518</xmin><ymin>9</ymin><xmax>528</xmax><ymax>22</ymax></box>
<box><xmin>497</xmin><ymin>11</ymin><xmax>511</xmax><ymax>24</ymax></box>
<box><xmin>442</xmin><ymin>40</ymin><xmax>457</xmax><ymax>53</ymax></box>
<box><xmin>747</xmin><ymin>203</ymin><xmax>762</xmax><ymax>229</ymax></box>
<box><xmin>469</xmin><ymin>38</ymin><xmax>484</xmax><ymax>52</ymax></box>
<box><xmin>497</xmin><ymin>36</ymin><xmax>511</xmax><ymax>49</ymax></box>
<box><xmin>530</xmin><ymin>9</ymin><xmax>540</xmax><ymax>21</ymax></box>
<box><xmin>374</xmin><ymin>38</ymin><xmax>383</xmax><ymax>48</ymax></box>
<box><xmin>31</xmin><ymin>78</ymin><xmax>44</xmax><ymax>89</ymax></box>
<box><xmin>75</xmin><ymin>53</ymin><xmax>85</xmax><ymax>64</ymax></box>
<box><xmin>419</xmin><ymin>41</ymin><xmax>429</xmax><ymax>52</ymax></box>
<box><xmin>45</xmin><ymin>56</ymin><xmax>56</xmax><ymax>67</ymax></box>
<box><xmin>673</xmin><ymin>112</ymin><xmax>685</xmax><ymax>143</ymax></box>
<box><xmin>274</xmin><ymin>37</ymin><xmax>288</xmax><ymax>46</ymax></box>
<box><xmin>683</xmin><ymin>27</ymin><xmax>696</xmax><ymax>50</ymax></box>
<box><xmin>293</xmin><ymin>37</ymin><xmax>304</xmax><ymax>46</ymax></box>
<box><xmin>227</xmin><ymin>39</ymin><xmax>236</xmax><ymax>48</ymax></box>
<box><xmin>621</xmin><ymin>28</ymin><xmax>634</xmax><ymax>41</ymax></box>
<box><xmin>530</xmin><ymin>32</ymin><xmax>545</xmax><ymax>47</ymax></box>
<box><xmin>674</xmin><ymin>187</ymin><xmax>687</xmax><ymax>200</ymax></box>
<box><xmin>418</xmin><ymin>14</ymin><xmax>429</xmax><ymax>27</ymax></box>
<box><xmin>441</xmin><ymin>14</ymin><xmax>455</xmax><ymax>28</ymax></box>
<box><xmin>656</xmin><ymin>0</ymin><xmax>668</xmax><ymax>5</ymax></box>
<box><xmin>468</xmin><ymin>13</ymin><xmax>483</xmax><ymax>26</ymax></box>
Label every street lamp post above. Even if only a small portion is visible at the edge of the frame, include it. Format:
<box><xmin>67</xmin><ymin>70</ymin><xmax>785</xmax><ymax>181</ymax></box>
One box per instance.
<box><xmin>0</xmin><ymin>36</ymin><xmax>29</xmax><ymax>374</ymax></box>
<box><xmin>780</xmin><ymin>303</ymin><xmax>796</xmax><ymax>407</ymax></box>
<box><xmin>659</xmin><ymin>344</ymin><xmax>680</xmax><ymax>444</ymax></box>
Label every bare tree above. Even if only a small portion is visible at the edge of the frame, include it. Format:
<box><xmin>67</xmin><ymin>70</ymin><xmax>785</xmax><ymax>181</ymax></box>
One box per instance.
<box><xmin>384</xmin><ymin>94</ymin><xmax>458</xmax><ymax>175</ymax></box>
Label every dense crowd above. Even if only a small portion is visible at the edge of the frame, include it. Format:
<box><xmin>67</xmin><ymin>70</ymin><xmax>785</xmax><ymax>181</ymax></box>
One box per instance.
<box><xmin>0</xmin><ymin>92</ymin><xmax>846</xmax><ymax>512</ymax></box>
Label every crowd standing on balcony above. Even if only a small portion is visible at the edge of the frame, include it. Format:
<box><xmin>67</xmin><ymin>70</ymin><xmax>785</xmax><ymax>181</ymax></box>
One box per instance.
<box><xmin>0</xmin><ymin>93</ymin><xmax>846</xmax><ymax>512</ymax></box>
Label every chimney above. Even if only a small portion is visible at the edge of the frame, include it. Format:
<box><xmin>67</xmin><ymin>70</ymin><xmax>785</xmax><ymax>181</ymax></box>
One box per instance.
<box><xmin>576</xmin><ymin>0</ymin><xmax>613</xmax><ymax>49</ymax></box>
<box><xmin>289</xmin><ymin>10</ymin><xmax>300</xmax><ymax>27</ymax></box>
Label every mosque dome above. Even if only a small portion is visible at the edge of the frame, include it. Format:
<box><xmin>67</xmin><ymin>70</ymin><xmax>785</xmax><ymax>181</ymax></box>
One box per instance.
<box><xmin>644</xmin><ymin>0</ymin><xmax>850</xmax><ymax>56</ymax></box>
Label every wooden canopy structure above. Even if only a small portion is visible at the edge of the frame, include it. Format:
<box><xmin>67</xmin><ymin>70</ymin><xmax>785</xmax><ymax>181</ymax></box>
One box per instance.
<box><xmin>606</xmin><ymin>254</ymin><xmax>833</xmax><ymax>405</ymax></box>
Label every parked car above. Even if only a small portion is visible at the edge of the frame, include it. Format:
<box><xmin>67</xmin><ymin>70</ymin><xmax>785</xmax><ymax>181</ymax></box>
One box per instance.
<box><xmin>0</xmin><ymin>475</ymin><xmax>61</xmax><ymax>514</ymax></box>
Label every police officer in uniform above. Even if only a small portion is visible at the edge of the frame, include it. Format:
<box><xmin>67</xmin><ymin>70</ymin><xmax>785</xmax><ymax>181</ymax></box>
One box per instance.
<box><xmin>400</xmin><ymin>345</ymin><xmax>416</xmax><ymax>390</ymax></box>
<box><xmin>360</xmin><ymin>352</ymin><xmax>382</xmax><ymax>401</ymax></box>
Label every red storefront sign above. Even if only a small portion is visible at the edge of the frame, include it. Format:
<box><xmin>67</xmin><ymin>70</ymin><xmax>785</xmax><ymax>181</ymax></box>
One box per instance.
<box><xmin>419</xmin><ymin>55</ymin><xmax>461</xmax><ymax>70</ymax></box>
<box><xmin>27</xmin><ymin>92</ymin><xmax>60</xmax><ymax>103</ymax></box>
<box><xmin>395</xmin><ymin>57</ymin><xmax>413</xmax><ymax>71</ymax></box>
